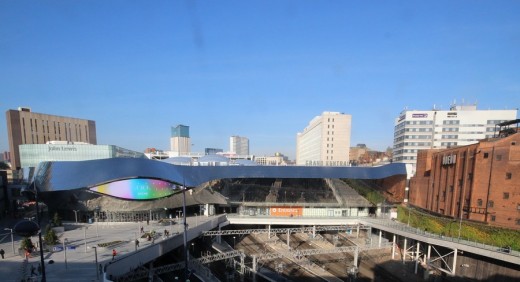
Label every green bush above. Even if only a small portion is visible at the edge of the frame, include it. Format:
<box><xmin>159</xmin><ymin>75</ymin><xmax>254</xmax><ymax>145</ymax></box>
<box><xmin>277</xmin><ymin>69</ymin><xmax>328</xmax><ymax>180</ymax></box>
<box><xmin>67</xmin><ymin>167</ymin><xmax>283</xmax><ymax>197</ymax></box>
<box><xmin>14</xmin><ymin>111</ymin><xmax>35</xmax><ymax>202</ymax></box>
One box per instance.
<box><xmin>398</xmin><ymin>206</ymin><xmax>520</xmax><ymax>251</ymax></box>
<box><xmin>97</xmin><ymin>241</ymin><xmax>123</xmax><ymax>248</ymax></box>
<box><xmin>343</xmin><ymin>179</ymin><xmax>385</xmax><ymax>204</ymax></box>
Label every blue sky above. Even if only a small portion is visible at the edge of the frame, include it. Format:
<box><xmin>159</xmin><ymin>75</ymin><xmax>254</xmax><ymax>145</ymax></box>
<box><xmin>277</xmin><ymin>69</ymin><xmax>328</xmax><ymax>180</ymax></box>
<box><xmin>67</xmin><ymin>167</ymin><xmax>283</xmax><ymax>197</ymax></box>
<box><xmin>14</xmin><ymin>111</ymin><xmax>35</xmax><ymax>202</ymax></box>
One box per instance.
<box><xmin>1</xmin><ymin>1</ymin><xmax>519</xmax><ymax>159</ymax></box>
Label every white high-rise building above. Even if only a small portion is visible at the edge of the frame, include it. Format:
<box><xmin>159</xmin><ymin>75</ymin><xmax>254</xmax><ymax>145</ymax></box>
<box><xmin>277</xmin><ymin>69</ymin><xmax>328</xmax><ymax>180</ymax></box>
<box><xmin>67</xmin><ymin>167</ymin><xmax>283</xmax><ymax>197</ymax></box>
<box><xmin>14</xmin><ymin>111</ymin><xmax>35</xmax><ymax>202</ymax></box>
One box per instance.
<box><xmin>393</xmin><ymin>103</ymin><xmax>517</xmax><ymax>169</ymax></box>
<box><xmin>230</xmin><ymin>136</ymin><xmax>249</xmax><ymax>155</ymax></box>
<box><xmin>296</xmin><ymin>111</ymin><xmax>352</xmax><ymax>166</ymax></box>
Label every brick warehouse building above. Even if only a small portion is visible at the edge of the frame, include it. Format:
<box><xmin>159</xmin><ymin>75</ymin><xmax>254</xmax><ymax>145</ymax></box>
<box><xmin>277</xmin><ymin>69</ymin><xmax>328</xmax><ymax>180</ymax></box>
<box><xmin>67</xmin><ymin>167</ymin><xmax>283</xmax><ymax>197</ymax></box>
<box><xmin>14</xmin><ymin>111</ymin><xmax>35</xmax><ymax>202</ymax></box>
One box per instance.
<box><xmin>409</xmin><ymin>120</ymin><xmax>520</xmax><ymax>230</ymax></box>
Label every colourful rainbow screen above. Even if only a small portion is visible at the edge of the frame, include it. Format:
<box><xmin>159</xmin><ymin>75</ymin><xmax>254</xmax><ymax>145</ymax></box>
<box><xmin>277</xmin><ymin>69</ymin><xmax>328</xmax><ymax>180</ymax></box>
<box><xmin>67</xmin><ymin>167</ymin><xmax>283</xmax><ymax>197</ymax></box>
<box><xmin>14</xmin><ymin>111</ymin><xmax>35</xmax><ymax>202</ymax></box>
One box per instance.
<box><xmin>89</xmin><ymin>179</ymin><xmax>180</xmax><ymax>200</ymax></box>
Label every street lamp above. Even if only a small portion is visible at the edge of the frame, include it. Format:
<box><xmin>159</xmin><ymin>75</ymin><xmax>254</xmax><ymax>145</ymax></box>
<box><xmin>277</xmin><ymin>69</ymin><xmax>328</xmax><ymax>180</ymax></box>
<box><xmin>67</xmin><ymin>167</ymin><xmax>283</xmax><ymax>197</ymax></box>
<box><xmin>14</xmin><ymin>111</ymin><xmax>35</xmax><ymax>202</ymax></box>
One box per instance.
<box><xmin>84</xmin><ymin>227</ymin><xmax>88</xmax><ymax>253</ymax></box>
<box><xmin>233</xmin><ymin>236</ymin><xmax>236</xmax><ymax>248</ymax></box>
<box><xmin>4</xmin><ymin>228</ymin><xmax>15</xmax><ymax>255</ymax></box>
<box><xmin>18</xmin><ymin>181</ymin><xmax>46</xmax><ymax>282</ymax></box>
<box><xmin>92</xmin><ymin>246</ymin><xmax>99</xmax><ymax>280</ymax></box>
<box><xmin>63</xmin><ymin>238</ymin><xmax>68</xmax><ymax>270</ymax></box>
<box><xmin>73</xmin><ymin>210</ymin><xmax>79</xmax><ymax>223</ymax></box>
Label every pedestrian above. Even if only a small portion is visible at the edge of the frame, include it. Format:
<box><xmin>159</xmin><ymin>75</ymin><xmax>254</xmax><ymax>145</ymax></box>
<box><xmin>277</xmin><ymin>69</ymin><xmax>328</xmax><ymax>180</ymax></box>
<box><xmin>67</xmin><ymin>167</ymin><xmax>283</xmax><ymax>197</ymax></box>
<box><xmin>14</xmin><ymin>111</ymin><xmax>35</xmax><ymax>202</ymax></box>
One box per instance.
<box><xmin>37</xmin><ymin>263</ymin><xmax>42</xmax><ymax>275</ymax></box>
<box><xmin>0</xmin><ymin>248</ymin><xmax>4</xmax><ymax>259</ymax></box>
<box><xmin>140</xmin><ymin>226</ymin><xmax>144</xmax><ymax>233</ymax></box>
<box><xmin>135</xmin><ymin>239</ymin><xmax>139</xmax><ymax>248</ymax></box>
<box><xmin>112</xmin><ymin>249</ymin><xmax>117</xmax><ymax>261</ymax></box>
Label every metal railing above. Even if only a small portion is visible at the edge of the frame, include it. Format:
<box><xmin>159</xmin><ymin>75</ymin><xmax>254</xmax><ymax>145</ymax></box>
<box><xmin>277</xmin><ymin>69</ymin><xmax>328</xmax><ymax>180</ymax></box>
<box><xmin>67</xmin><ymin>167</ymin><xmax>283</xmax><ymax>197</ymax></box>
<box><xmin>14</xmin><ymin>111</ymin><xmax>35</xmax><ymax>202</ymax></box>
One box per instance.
<box><xmin>362</xmin><ymin>218</ymin><xmax>520</xmax><ymax>258</ymax></box>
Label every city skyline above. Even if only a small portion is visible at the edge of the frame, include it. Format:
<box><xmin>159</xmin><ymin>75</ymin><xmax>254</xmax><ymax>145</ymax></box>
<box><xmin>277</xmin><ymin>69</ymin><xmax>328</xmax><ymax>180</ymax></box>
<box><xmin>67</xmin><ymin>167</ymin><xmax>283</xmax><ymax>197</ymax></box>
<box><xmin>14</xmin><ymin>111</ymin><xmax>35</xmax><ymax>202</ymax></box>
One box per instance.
<box><xmin>1</xmin><ymin>1</ymin><xmax>519</xmax><ymax>159</ymax></box>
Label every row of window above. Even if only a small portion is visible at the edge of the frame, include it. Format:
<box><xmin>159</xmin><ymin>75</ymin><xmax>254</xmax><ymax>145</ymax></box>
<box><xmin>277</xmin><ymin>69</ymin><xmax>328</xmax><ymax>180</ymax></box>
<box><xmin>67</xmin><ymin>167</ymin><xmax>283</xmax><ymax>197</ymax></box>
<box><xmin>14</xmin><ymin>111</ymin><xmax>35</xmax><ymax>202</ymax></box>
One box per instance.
<box><xmin>23</xmin><ymin>118</ymin><xmax>88</xmax><ymax>144</ymax></box>
<box><xmin>441</xmin><ymin>135</ymin><xmax>458</xmax><ymax>139</ymax></box>
<box><xmin>405</xmin><ymin>135</ymin><xmax>431</xmax><ymax>139</ymax></box>
<box><xmin>403</xmin><ymin>142</ymin><xmax>432</xmax><ymax>146</ymax></box>
<box><xmin>490</xmin><ymin>216</ymin><xmax>520</xmax><ymax>225</ymax></box>
<box><xmin>393</xmin><ymin>156</ymin><xmax>416</xmax><ymax>161</ymax></box>
<box><xmin>440</xmin><ymin>142</ymin><xmax>457</xmax><ymax>147</ymax></box>
<box><xmin>407</xmin><ymin>120</ymin><xmax>434</xmax><ymax>125</ymax></box>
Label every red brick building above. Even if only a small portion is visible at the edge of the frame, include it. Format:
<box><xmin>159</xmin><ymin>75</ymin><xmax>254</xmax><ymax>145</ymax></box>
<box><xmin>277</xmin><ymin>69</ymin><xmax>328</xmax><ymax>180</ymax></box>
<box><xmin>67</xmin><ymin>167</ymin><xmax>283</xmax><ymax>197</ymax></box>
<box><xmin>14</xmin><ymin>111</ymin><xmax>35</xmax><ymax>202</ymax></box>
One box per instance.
<box><xmin>409</xmin><ymin>126</ymin><xmax>520</xmax><ymax>230</ymax></box>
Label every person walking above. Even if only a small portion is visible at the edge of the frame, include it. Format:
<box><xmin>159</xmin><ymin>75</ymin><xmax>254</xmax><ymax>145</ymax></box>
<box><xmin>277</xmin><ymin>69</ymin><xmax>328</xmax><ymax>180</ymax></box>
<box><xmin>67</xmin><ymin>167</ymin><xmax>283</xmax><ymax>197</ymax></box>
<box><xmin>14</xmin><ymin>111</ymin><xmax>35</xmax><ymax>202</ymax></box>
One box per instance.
<box><xmin>0</xmin><ymin>248</ymin><xmax>5</xmax><ymax>259</ymax></box>
<box><xmin>112</xmin><ymin>249</ymin><xmax>117</xmax><ymax>261</ymax></box>
<box><xmin>135</xmin><ymin>239</ymin><xmax>139</xmax><ymax>248</ymax></box>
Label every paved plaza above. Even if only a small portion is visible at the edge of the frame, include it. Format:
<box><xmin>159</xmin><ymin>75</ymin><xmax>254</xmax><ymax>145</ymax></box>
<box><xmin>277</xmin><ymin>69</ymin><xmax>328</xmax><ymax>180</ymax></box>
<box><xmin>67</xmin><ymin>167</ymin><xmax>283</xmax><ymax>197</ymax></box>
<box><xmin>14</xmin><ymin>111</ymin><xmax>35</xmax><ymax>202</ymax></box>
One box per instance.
<box><xmin>0</xmin><ymin>216</ymin><xmax>202</xmax><ymax>282</ymax></box>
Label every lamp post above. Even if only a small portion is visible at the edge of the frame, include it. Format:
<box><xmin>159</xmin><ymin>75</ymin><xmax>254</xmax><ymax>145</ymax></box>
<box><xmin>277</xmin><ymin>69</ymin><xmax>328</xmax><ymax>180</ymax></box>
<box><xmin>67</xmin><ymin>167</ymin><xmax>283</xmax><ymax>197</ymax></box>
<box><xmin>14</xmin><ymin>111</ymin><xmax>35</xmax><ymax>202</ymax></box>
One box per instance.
<box><xmin>95</xmin><ymin>217</ymin><xmax>99</xmax><ymax>238</ymax></box>
<box><xmin>63</xmin><ymin>238</ymin><xmax>68</xmax><ymax>270</ymax></box>
<box><xmin>4</xmin><ymin>228</ymin><xmax>15</xmax><ymax>255</ymax></box>
<box><xmin>92</xmin><ymin>246</ymin><xmax>99</xmax><ymax>280</ymax></box>
<box><xmin>84</xmin><ymin>227</ymin><xmax>88</xmax><ymax>253</ymax></box>
<box><xmin>73</xmin><ymin>210</ymin><xmax>79</xmax><ymax>223</ymax></box>
<box><xmin>233</xmin><ymin>236</ymin><xmax>236</xmax><ymax>248</ymax></box>
<box><xmin>29</xmin><ymin>181</ymin><xmax>46</xmax><ymax>282</ymax></box>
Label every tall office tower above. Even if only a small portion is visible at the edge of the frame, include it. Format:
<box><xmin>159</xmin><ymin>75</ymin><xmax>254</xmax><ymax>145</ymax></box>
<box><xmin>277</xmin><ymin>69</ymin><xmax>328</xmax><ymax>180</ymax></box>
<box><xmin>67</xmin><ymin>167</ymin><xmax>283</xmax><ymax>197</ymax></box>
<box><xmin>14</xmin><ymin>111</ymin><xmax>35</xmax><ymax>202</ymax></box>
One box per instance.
<box><xmin>296</xmin><ymin>111</ymin><xmax>352</xmax><ymax>166</ymax></box>
<box><xmin>6</xmin><ymin>107</ymin><xmax>97</xmax><ymax>170</ymax></box>
<box><xmin>230</xmin><ymin>136</ymin><xmax>249</xmax><ymax>155</ymax></box>
<box><xmin>170</xmin><ymin>124</ymin><xmax>191</xmax><ymax>154</ymax></box>
<box><xmin>393</xmin><ymin>103</ymin><xmax>517</xmax><ymax>170</ymax></box>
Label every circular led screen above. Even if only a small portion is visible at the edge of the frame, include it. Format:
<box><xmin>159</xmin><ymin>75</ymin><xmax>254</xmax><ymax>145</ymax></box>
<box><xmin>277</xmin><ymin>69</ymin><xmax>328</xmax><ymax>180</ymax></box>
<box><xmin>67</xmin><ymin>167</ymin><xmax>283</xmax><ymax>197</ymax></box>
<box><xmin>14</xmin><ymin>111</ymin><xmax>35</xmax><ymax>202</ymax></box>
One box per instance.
<box><xmin>89</xmin><ymin>178</ymin><xmax>181</xmax><ymax>200</ymax></box>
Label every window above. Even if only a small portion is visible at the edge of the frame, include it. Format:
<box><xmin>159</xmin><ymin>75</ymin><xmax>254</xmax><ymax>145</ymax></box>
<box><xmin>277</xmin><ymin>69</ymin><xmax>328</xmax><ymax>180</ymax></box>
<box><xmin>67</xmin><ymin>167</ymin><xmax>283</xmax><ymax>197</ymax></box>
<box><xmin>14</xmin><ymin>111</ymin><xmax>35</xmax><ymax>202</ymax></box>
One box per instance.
<box><xmin>504</xmin><ymin>192</ymin><xmax>510</xmax><ymax>199</ymax></box>
<box><xmin>477</xmin><ymin>199</ymin><xmax>483</xmax><ymax>207</ymax></box>
<box><xmin>488</xmin><ymin>200</ymin><xmax>494</xmax><ymax>208</ymax></box>
<box><xmin>483</xmin><ymin>152</ymin><xmax>489</xmax><ymax>158</ymax></box>
<box><xmin>491</xmin><ymin>215</ymin><xmax>496</xmax><ymax>222</ymax></box>
<box><xmin>506</xmin><ymin>172</ymin><xmax>512</xmax><ymax>180</ymax></box>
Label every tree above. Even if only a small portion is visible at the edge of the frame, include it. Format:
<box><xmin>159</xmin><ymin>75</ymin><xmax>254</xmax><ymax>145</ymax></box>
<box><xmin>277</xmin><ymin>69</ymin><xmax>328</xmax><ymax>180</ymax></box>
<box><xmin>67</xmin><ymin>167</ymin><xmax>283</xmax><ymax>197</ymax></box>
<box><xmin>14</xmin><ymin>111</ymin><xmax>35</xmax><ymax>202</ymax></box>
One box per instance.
<box><xmin>0</xmin><ymin>161</ymin><xmax>9</xmax><ymax>170</ymax></box>
<box><xmin>52</xmin><ymin>212</ymin><xmax>62</xmax><ymax>227</ymax></box>
<box><xmin>20</xmin><ymin>237</ymin><xmax>35</xmax><ymax>252</ymax></box>
<box><xmin>44</xmin><ymin>225</ymin><xmax>59</xmax><ymax>245</ymax></box>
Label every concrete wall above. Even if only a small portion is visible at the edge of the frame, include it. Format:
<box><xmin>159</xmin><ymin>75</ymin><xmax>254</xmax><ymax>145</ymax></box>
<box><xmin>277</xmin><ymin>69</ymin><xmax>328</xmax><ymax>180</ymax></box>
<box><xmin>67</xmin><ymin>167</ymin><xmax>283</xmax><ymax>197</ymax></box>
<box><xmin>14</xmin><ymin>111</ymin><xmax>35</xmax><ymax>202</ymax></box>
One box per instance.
<box><xmin>104</xmin><ymin>214</ymin><xmax>227</xmax><ymax>280</ymax></box>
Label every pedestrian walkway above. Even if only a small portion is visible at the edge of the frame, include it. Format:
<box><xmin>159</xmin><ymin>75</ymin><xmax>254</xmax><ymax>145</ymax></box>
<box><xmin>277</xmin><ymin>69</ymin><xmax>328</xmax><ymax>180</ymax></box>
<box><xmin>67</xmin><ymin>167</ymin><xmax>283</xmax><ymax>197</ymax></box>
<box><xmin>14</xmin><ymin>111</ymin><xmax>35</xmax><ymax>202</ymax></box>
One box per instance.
<box><xmin>0</xmin><ymin>215</ymin><xmax>204</xmax><ymax>282</ymax></box>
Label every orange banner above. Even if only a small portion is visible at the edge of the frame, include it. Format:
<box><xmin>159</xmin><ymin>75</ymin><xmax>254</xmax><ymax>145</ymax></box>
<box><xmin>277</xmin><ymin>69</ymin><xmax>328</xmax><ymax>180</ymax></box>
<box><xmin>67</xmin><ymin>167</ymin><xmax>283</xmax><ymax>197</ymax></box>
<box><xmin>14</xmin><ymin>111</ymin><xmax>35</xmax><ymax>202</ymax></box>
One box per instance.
<box><xmin>270</xmin><ymin>206</ymin><xmax>303</xmax><ymax>217</ymax></box>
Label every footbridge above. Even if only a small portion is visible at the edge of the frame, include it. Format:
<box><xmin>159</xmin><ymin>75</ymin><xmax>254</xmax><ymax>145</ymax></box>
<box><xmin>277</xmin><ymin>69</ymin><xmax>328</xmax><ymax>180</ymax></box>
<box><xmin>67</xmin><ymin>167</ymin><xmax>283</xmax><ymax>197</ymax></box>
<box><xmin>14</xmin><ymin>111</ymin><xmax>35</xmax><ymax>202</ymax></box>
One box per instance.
<box><xmin>225</xmin><ymin>214</ymin><xmax>520</xmax><ymax>277</ymax></box>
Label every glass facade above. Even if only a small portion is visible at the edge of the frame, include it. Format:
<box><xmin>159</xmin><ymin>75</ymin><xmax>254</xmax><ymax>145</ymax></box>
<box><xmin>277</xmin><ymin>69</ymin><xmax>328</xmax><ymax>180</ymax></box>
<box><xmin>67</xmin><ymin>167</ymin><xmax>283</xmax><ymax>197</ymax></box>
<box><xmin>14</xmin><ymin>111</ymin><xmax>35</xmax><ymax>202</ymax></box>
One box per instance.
<box><xmin>19</xmin><ymin>144</ymin><xmax>145</xmax><ymax>168</ymax></box>
<box><xmin>171</xmin><ymin>124</ymin><xmax>189</xmax><ymax>138</ymax></box>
